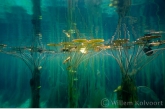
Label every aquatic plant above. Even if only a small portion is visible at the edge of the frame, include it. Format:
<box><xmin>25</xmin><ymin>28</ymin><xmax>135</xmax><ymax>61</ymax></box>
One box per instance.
<box><xmin>47</xmin><ymin>38</ymin><xmax>104</xmax><ymax>107</ymax></box>
<box><xmin>103</xmin><ymin>0</ymin><xmax>165</xmax><ymax>107</ymax></box>
<box><xmin>0</xmin><ymin>0</ymin><xmax>56</xmax><ymax>107</ymax></box>
<box><xmin>102</xmin><ymin>33</ymin><xmax>165</xmax><ymax>107</ymax></box>
<box><xmin>47</xmin><ymin>0</ymin><xmax>105</xmax><ymax>107</ymax></box>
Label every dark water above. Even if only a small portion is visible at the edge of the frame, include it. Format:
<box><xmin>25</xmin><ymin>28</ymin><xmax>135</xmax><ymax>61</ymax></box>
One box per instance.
<box><xmin>0</xmin><ymin>0</ymin><xmax>165</xmax><ymax>108</ymax></box>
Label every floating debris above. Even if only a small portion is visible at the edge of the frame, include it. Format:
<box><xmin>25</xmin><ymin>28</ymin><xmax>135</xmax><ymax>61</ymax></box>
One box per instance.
<box><xmin>63</xmin><ymin>29</ymin><xmax>75</xmax><ymax>37</ymax></box>
<box><xmin>114</xmin><ymin>86</ymin><xmax>122</xmax><ymax>92</ymax></box>
<box><xmin>63</xmin><ymin>30</ymin><xmax>71</xmax><ymax>37</ymax></box>
<box><xmin>63</xmin><ymin>56</ymin><xmax>71</xmax><ymax>64</ymax></box>
<box><xmin>38</xmin><ymin>66</ymin><xmax>42</xmax><ymax>70</ymax></box>
<box><xmin>109</xmin><ymin>0</ymin><xmax>118</xmax><ymax>7</ymax></box>
<box><xmin>80</xmin><ymin>48</ymin><xmax>87</xmax><ymax>54</ymax></box>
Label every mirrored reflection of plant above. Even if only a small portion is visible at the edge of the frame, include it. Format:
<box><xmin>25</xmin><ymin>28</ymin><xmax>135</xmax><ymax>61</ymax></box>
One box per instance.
<box><xmin>0</xmin><ymin>37</ymin><xmax>58</xmax><ymax>108</ymax></box>
<box><xmin>0</xmin><ymin>0</ymin><xmax>57</xmax><ymax>107</ymax></box>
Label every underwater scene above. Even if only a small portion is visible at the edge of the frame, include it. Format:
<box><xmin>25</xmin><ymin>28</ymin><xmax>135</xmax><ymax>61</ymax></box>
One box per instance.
<box><xmin>0</xmin><ymin>0</ymin><xmax>165</xmax><ymax>108</ymax></box>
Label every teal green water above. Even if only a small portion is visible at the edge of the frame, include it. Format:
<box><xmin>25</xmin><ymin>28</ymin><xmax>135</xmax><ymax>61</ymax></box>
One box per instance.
<box><xmin>0</xmin><ymin>0</ymin><xmax>165</xmax><ymax>108</ymax></box>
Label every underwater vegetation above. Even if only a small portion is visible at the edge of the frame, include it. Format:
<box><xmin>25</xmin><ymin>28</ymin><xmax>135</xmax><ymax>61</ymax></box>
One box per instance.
<box><xmin>0</xmin><ymin>0</ymin><xmax>165</xmax><ymax>108</ymax></box>
<box><xmin>48</xmin><ymin>38</ymin><xmax>105</xmax><ymax>107</ymax></box>
<box><xmin>101</xmin><ymin>33</ymin><xmax>165</xmax><ymax>107</ymax></box>
<box><xmin>105</xmin><ymin>0</ymin><xmax>165</xmax><ymax>107</ymax></box>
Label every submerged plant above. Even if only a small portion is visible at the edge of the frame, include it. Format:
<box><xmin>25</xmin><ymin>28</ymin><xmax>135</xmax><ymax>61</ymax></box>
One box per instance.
<box><xmin>48</xmin><ymin>38</ymin><xmax>104</xmax><ymax>107</ymax></box>
<box><xmin>109</xmin><ymin>34</ymin><xmax>164</xmax><ymax>107</ymax></box>
<box><xmin>102</xmin><ymin>0</ymin><xmax>165</xmax><ymax>107</ymax></box>
<box><xmin>0</xmin><ymin>0</ymin><xmax>56</xmax><ymax>107</ymax></box>
<box><xmin>102</xmin><ymin>33</ymin><xmax>165</xmax><ymax>107</ymax></box>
